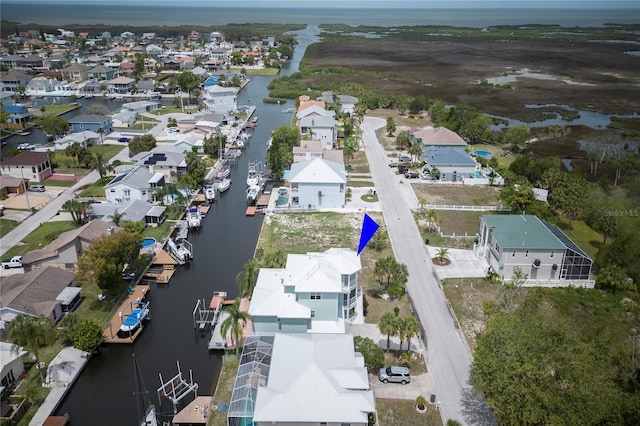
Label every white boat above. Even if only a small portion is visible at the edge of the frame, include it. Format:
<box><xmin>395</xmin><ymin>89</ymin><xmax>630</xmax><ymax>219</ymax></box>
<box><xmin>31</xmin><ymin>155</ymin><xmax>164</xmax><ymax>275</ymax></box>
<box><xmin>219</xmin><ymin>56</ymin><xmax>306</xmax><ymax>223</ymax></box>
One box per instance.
<box><xmin>236</xmin><ymin>139</ymin><xmax>245</xmax><ymax>149</ymax></box>
<box><xmin>247</xmin><ymin>163</ymin><xmax>260</xmax><ymax>187</ymax></box>
<box><xmin>218</xmin><ymin>178</ymin><xmax>231</xmax><ymax>193</ymax></box>
<box><xmin>266</xmin><ymin>137</ymin><xmax>273</xmax><ymax>150</ymax></box>
<box><xmin>17</xmin><ymin>143</ymin><xmax>34</xmax><ymax>150</ymax></box>
<box><xmin>118</xmin><ymin>300</ymin><xmax>150</xmax><ymax>337</ymax></box>
<box><xmin>217</xmin><ymin>164</ymin><xmax>230</xmax><ymax>179</ymax></box>
<box><xmin>246</xmin><ymin>185</ymin><xmax>261</xmax><ymax>205</ymax></box>
<box><xmin>205</xmin><ymin>185</ymin><xmax>216</xmax><ymax>203</ymax></box>
<box><xmin>186</xmin><ymin>206</ymin><xmax>201</xmax><ymax>229</ymax></box>
<box><xmin>166</xmin><ymin>237</ymin><xmax>193</xmax><ymax>265</ymax></box>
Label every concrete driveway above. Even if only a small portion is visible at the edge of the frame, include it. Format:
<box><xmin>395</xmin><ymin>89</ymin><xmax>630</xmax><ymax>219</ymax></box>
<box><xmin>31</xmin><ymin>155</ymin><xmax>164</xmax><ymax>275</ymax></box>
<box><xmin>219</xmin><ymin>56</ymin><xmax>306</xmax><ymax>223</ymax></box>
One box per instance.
<box><xmin>426</xmin><ymin>246</ymin><xmax>489</xmax><ymax>280</ymax></box>
<box><xmin>371</xmin><ymin>372</ymin><xmax>435</xmax><ymax>401</ymax></box>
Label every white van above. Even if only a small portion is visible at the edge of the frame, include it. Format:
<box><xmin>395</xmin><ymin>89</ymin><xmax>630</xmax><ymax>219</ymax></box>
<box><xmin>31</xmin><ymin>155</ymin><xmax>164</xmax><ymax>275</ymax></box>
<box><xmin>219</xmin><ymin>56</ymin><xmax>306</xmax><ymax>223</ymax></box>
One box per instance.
<box><xmin>398</xmin><ymin>154</ymin><xmax>411</xmax><ymax>163</ymax></box>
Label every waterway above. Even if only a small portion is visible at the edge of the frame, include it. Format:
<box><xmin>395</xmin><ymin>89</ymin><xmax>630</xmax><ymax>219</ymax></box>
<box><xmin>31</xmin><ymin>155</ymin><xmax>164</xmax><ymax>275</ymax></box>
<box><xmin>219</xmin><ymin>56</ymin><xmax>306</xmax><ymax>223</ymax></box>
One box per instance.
<box><xmin>53</xmin><ymin>26</ymin><xmax>320</xmax><ymax>425</ymax></box>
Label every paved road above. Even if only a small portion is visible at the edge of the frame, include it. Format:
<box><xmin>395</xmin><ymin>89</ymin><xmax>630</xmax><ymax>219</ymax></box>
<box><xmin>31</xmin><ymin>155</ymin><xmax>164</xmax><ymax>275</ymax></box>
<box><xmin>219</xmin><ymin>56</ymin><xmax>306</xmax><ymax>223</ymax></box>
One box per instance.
<box><xmin>0</xmin><ymin>147</ymin><xmax>130</xmax><ymax>258</ymax></box>
<box><xmin>361</xmin><ymin>117</ymin><xmax>495</xmax><ymax>425</ymax></box>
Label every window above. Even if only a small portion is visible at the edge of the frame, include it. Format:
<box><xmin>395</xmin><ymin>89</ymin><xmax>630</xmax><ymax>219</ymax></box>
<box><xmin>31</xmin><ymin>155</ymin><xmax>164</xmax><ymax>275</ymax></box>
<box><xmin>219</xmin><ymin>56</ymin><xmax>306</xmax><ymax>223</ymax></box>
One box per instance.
<box><xmin>310</xmin><ymin>292</ymin><xmax>321</xmax><ymax>300</ymax></box>
<box><xmin>311</xmin><ymin>310</ymin><xmax>316</xmax><ymax>318</ymax></box>
<box><xmin>512</xmin><ymin>251</ymin><xmax>516</xmax><ymax>257</ymax></box>
<box><xmin>550</xmin><ymin>250</ymin><xmax>555</xmax><ymax>258</ymax></box>
<box><xmin>65</xmin><ymin>263</ymin><xmax>74</xmax><ymax>270</ymax></box>
<box><xmin>525</xmin><ymin>250</ymin><xmax>529</xmax><ymax>258</ymax></box>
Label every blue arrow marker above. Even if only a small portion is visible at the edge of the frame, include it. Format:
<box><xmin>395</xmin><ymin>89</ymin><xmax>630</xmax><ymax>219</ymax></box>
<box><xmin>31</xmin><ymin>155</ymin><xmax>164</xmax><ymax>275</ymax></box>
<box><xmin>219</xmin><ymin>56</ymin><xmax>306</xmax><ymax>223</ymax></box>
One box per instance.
<box><xmin>357</xmin><ymin>213</ymin><xmax>380</xmax><ymax>255</ymax></box>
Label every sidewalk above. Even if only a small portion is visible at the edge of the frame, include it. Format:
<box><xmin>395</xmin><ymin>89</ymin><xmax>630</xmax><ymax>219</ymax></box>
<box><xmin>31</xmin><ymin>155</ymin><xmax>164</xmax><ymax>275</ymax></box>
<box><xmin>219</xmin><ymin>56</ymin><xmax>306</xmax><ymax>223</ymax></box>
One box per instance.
<box><xmin>29</xmin><ymin>347</ymin><xmax>90</xmax><ymax>426</ymax></box>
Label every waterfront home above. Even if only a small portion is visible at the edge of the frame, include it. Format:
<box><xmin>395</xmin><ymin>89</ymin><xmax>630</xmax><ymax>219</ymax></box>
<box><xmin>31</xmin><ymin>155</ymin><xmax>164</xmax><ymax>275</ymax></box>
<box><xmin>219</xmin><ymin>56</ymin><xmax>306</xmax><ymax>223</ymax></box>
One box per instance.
<box><xmin>201</xmin><ymin>84</ymin><xmax>238</xmax><ymax>114</ymax></box>
<box><xmin>293</xmin><ymin>140</ymin><xmax>344</xmax><ymax>165</ymax></box>
<box><xmin>88</xmin><ymin>199</ymin><xmax>166</xmax><ymax>227</ymax></box>
<box><xmin>61</xmin><ymin>63</ymin><xmax>90</xmax><ymax>82</ymax></box>
<box><xmin>297</xmin><ymin>115</ymin><xmax>337</xmax><ymax>150</ymax></box>
<box><xmin>422</xmin><ymin>146</ymin><xmax>477</xmax><ymax>182</ymax></box>
<box><xmin>16</xmin><ymin>54</ymin><xmax>50</xmax><ymax>71</ymax></box>
<box><xmin>69</xmin><ymin>114</ymin><xmax>113</xmax><ymax>134</ymax></box>
<box><xmin>317</xmin><ymin>91</ymin><xmax>359</xmax><ymax>115</ymax></box>
<box><xmin>104</xmin><ymin>164</ymin><xmax>166</xmax><ymax>204</ymax></box>
<box><xmin>107</xmin><ymin>76</ymin><xmax>135</xmax><ymax>95</ymax></box>
<box><xmin>21</xmin><ymin>220</ymin><xmax>120</xmax><ymax>272</ymax></box>
<box><xmin>249</xmin><ymin>248</ymin><xmax>361</xmax><ymax>335</ymax></box>
<box><xmin>288</xmin><ymin>158</ymin><xmax>347</xmax><ymax>208</ymax></box>
<box><xmin>0</xmin><ymin>342</ymin><xmax>27</xmax><ymax>392</ymax></box>
<box><xmin>227</xmin><ymin>334</ymin><xmax>374</xmax><ymax>426</ymax></box>
<box><xmin>0</xmin><ymin>267</ymin><xmax>79</xmax><ymax>325</ymax></box>
<box><xmin>54</xmin><ymin>130</ymin><xmax>101</xmax><ymax>150</ymax></box>
<box><xmin>0</xmin><ymin>55</ymin><xmax>23</xmax><ymax>69</ymax></box>
<box><xmin>295</xmin><ymin>104</ymin><xmax>335</xmax><ymax>121</ymax></box>
<box><xmin>411</xmin><ymin>126</ymin><xmax>467</xmax><ymax>149</ymax></box>
<box><xmin>25</xmin><ymin>76</ymin><xmax>57</xmax><ymax>96</ymax></box>
<box><xmin>111</xmin><ymin>110</ymin><xmax>137</xmax><ymax>128</ymax></box>
<box><xmin>121</xmin><ymin>100</ymin><xmax>161</xmax><ymax>114</ymax></box>
<box><xmin>475</xmin><ymin>214</ymin><xmax>594</xmax><ymax>287</ymax></box>
<box><xmin>130</xmin><ymin>146</ymin><xmax>187</xmax><ymax>184</ymax></box>
<box><xmin>0</xmin><ymin>151</ymin><xmax>52</xmax><ymax>182</ymax></box>
<box><xmin>87</xmin><ymin>64</ymin><xmax>116</xmax><ymax>81</ymax></box>
<box><xmin>0</xmin><ymin>104</ymin><xmax>31</xmax><ymax>129</ymax></box>
<box><xmin>0</xmin><ymin>70</ymin><xmax>32</xmax><ymax>94</ymax></box>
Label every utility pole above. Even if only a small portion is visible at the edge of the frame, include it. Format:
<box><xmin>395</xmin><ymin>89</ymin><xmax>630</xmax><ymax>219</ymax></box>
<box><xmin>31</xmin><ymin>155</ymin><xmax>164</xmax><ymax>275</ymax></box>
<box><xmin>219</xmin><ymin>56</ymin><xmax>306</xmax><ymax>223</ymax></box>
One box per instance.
<box><xmin>20</xmin><ymin>166</ymin><xmax>31</xmax><ymax>211</ymax></box>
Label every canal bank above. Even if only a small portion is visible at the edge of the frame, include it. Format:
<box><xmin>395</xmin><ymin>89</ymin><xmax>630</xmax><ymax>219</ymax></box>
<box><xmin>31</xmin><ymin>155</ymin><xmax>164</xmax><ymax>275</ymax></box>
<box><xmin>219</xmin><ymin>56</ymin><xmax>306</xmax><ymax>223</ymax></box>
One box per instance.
<box><xmin>53</xmin><ymin>26</ymin><xmax>321</xmax><ymax>425</ymax></box>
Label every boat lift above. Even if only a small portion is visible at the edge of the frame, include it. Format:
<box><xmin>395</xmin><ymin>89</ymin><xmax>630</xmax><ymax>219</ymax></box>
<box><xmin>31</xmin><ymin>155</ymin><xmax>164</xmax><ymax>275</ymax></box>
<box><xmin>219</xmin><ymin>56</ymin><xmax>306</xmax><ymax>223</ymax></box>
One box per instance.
<box><xmin>157</xmin><ymin>362</ymin><xmax>199</xmax><ymax>414</ymax></box>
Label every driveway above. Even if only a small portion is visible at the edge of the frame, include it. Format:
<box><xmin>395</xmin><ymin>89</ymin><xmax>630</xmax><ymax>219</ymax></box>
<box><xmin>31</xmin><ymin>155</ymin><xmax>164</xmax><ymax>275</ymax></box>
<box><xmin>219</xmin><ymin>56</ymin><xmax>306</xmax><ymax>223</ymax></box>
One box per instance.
<box><xmin>361</xmin><ymin>117</ymin><xmax>495</xmax><ymax>425</ymax></box>
<box><xmin>426</xmin><ymin>247</ymin><xmax>489</xmax><ymax>280</ymax></box>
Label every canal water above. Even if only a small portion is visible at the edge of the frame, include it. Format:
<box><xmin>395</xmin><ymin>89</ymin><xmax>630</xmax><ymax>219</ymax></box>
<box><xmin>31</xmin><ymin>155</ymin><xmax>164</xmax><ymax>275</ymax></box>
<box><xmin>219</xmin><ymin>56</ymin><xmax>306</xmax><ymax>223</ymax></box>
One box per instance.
<box><xmin>53</xmin><ymin>27</ymin><xmax>320</xmax><ymax>425</ymax></box>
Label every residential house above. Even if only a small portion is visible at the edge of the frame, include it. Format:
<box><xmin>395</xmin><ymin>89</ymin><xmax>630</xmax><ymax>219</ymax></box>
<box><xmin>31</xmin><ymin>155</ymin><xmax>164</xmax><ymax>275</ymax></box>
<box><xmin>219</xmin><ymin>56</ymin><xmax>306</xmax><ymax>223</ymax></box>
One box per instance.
<box><xmin>0</xmin><ymin>151</ymin><xmax>52</xmax><ymax>182</ymax></box>
<box><xmin>227</xmin><ymin>334</ymin><xmax>375</xmax><ymax>426</ymax></box>
<box><xmin>111</xmin><ymin>110</ymin><xmax>137</xmax><ymax>128</ymax></box>
<box><xmin>0</xmin><ymin>70</ymin><xmax>32</xmax><ymax>94</ymax></box>
<box><xmin>104</xmin><ymin>164</ymin><xmax>165</xmax><ymax>204</ymax></box>
<box><xmin>25</xmin><ymin>77</ymin><xmax>56</xmax><ymax>96</ymax></box>
<box><xmin>53</xmin><ymin>130</ymin><xmax>101</xmax><ymax>150</ymax></box>
<box><xmin>411</xmin><ymin>126</ymin><xmax>467</xmax><ymax>149</ymax></box>
<box><xmin>169</xmin><ymin>132</ymin><xmax>205</xmax><ymax>153</ymax></box>
<box><xmin>1</xmin><ymin>105</ymin><xmax>31</xmax><ymax>129</ymax></box>
<box><xmin>295</xmin><ymin>104</ymin><xmax>335</xmax><ymax>121</ymax></box>
<box><xmin>0</xmin><ymin>55</ymin><xmax>23</xmax><ymax>69</ymax></box>
<box><xmin>0</xmin><ymin>342</ymin><xmax>27</xmax><ymax>393</ymax></box>
<box><xmin>201</xmin><ymin>84</ymin><xmax>238</xmax><ymax>113</ymax></box>
<box><xmin>62</xmin><ymin>63</ymin><xmax>90</xmax><ymax>82</ymax></box>
<box><xmin>121</xmin><ymin>100</ymin><xmax>160</xmax><ymax>114</ymax></box>
<box><xmin>476</xmin><ymin>214</ymin><xmax>594</xmax><ymax>287</ymax></box>
<box><xmin>297</xmin><ymin>114</ymin><xmax>338</xmax><ymax>150</ymax></box>
<box><xmin>87</xmin><ymin>64</ymin><xmax>116</xmax><ymax>81</ymax></box>
<box><xmin>16</xmin><ymin>54</ymin><xmax>50</xmax><ymax>71</ymax></box>
<box><xmin>288</xmin><ymin>158</ymin><xmax>347</xmax><ymax>208</ymax></box>
<box><xmin>317</xmin><ymin>91</ymin><xmax>359</xmax><ymax>115</ymax></box>
<box><xmin>88</xmin><ymin>199</ymin><xmax>166</xmax><ymax>227</ymax></box>
<box><xmin>293</xmin><ymin>140</ymin><xmax>344</xmax><ymax>165</ymax></box>
<box><xmin>249</xmin><ymin>247</ymin><xmax>361</xmax><ymax>335</ymax></box>
<box><xmin>145</xmin><ymin>44</ymin><xmax>163</xmax><ymax>56</ymax></box>
<box><xmin>210</xmin><ymin>31</ymin><xmax>225</xmax><ymax>44</ymax></box>
<box><xmin>21</xmin><ymin>220</ymin><xmax>120</xmax><ymax>272</ymax></box>
<box><xmin>0</xmin><ymin>176</ymin><xmax>26</xmax><ymax>197</ymax></box>
<box><xmin>107</xmin><ymin>76</ymin><xmax>135</xmax><ymax>94</ymax></box>
<box><xmin>422</xmin><ymin>146</ymin><xmax>478</xmax><ymax>182</ymax></box>
<box><xmin>68</xmin><ymin>114</ymin><xmax>113</xmax><ymax>134</ymax></box>
<box><xmin>130</xmin><ymin>146</ymin><xmax>187</xmax><ymax>184</ymax></box>
<box><xmin>0</xmin><ymin>267</ymin><xmax>79</xmax><ymax>325</ymax></box>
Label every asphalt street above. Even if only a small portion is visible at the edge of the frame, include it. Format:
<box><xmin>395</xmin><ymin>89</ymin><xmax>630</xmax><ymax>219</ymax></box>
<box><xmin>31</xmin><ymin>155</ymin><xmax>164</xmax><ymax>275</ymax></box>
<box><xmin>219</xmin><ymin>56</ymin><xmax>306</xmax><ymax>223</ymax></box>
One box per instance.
<box><xmin>361</xmin><ymin>117</ymin><xmax>495</xmax><ymax>425</ymax></box>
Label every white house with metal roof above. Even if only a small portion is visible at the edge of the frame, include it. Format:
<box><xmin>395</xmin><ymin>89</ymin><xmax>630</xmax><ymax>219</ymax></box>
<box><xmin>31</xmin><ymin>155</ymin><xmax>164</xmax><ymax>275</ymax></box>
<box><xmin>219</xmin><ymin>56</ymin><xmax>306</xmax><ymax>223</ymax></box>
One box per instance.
<box><xmin>247</xmin><ymin>333</ymin><xmax>375</xmax><ymax>426</ymax></box>
<box><xmin>297</xmin><ymin>114</ymin><xmax>337</xmax><ymax>149</ymax></box>
<box><xmin>423</xmin><ymin>146</ymin><xmax>478</xmax><ymax>182</ymax></box>
<box><xmin>288</xmin><ymin>158</ymin><xmax>347</xmax><ymax>209</ymax></box>
<box><xmin>201</xmin><ymin>84</ymin><xmax>238</xmax><ymax>113</ymax></box>
<box><xmin>476</xmin><ymin>215</ymin><xmax>594</xmax><ymax>287</ymax></box>
<box><xmin>249</xmin><ymin>248</ymin><xmax>362</xmax><ymax>335</ymax></box>
<box><xmin>130</xmin><ymin>146</ymin><xmax>187</xmax><ymax>184</ymax></box>
<box><xmin>104</xmin><ymin>164</ymin><xmax>165</xmax><ymax>204</ymax></box>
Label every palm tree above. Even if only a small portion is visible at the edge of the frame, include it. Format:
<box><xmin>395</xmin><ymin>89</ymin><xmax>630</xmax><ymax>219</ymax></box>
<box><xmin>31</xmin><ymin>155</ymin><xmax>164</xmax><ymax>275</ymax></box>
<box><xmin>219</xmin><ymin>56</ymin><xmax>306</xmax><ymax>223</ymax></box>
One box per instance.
<box><xmin>9</xmin><ymin>315</ymin><xmax>56</xmax><ymax>384</ymax></box>
<box><xmin>408</xmin><ymin>141</ymin><xmax>423</xmax><ymax>164</ymax></box>
<box><xmin>235</xmin><ymin>259</ymin><xmax>261</xmax><ymax>299</ymax></box>
<box><xmin>92</xmin><ymin>152</ymin><xmax>109</xmax><ymax>179</ymax></box>
<box><xmin>108</xmin><ymin>209</ymin><xmax>125</xmax><ymax>226</ymax></box>
<box><xmin>418</xmin><ymin>197</ymin><xmax>427</xmax><ymax>216</ymax></box>
<box><xmin>402</xmin><ymin>316</ymin><xmax>421</xmax><ymax>353</ymax></box>
<box><xmin>220</xmin><ymin>298</ymin><xmax>252</xmax><ymax>355</ymax></box>
<box><xmin>378</xmin><ymin>311</ymin><xmax>398</xmax><ymax>353</ymax></box>
<box><xmin>436</xmin><ymin>248</ymin><xmax>450</xmax><ymax>263</ymax></box>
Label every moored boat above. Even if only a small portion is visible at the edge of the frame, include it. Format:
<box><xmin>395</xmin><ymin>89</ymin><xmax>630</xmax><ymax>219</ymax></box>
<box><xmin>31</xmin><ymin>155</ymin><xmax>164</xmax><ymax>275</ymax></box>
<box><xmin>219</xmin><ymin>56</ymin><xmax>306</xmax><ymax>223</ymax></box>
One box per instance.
<box><xmin>246</xmin><ymin>184</ymin><xmax>261</xmax><ymax>205</ymax></box>
<box><xmin>247</xmin><ymin>163</ymin><xmax>259</xmax><ymax>187</ymax></box>
<box><xmin>205</xmin><ymin>185</ymin><xmax>216</xmax><ymax>203</ymax></box>
<box><xmin>118</xmin><ymin>300</ymin><xmax>150</xmax><ymax>337</ymax></box>
<box><xmin>186</xmin><ymin>206</ymin><xmax>202</xmax><ymax>229</ymax></box>
<box><xmin>217</xmin><ymin>164</ymin><xmax>230</xmax><ymax>179</ymax></box>
<box><xmin>166</xmin><ymin>237</ymin><xmax>193</xmax><ymax>265</ymax></box>
<box><xmin>218</xmin><ymin>177</ymin><xmax>231</xmax><ymax>193</ymax></box>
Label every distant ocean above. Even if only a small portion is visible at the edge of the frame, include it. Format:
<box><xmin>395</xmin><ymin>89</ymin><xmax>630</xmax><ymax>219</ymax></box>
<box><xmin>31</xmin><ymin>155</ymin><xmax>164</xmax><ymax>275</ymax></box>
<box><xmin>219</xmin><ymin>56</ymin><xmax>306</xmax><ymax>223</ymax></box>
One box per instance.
<box><xmin>1</xmin><ymin>3</ymin><xmax>639</xmax><ymax>28</ymax></box>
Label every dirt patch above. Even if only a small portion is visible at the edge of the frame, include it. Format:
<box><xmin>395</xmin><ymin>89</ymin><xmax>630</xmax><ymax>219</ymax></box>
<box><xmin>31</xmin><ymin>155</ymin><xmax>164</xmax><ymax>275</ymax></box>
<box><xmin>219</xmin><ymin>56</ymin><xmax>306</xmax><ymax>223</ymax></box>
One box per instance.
<box><xmin>413</xmin><ymin>184</ymin><xmax>501</xmax><ymax>206</ymax></box>
<box><xmin>304</xmin><ymin>38</ymin><xmax>640</xmax><ymax>119</ymax></box>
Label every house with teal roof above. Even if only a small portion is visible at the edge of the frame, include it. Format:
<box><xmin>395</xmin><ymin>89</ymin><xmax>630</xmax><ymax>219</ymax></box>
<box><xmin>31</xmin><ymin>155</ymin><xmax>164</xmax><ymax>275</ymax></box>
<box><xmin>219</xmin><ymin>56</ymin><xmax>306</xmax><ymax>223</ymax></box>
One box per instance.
<box><xmin>476</xmin><ymin>215</ymin><xmax>593</xmax><ymax>287</ymax></box>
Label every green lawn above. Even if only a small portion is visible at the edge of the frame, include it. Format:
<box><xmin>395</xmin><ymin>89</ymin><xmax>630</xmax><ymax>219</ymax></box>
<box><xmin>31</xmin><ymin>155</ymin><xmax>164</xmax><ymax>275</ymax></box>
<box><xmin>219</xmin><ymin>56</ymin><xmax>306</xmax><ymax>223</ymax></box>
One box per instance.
<box><xmin>77</xmin><ymin>177</ymin><xmax>112</xmax><ymax>197</ymax></box>
<box><xmin>2</xmin><ymin>220</ymin><xmax>79</xmax><ymax>258</ymax></box>
<box><xmin>557</xmin><ymin>218</ymin><xmax>603</xmax><ymax>261</ymax></box>
<box><xmin>0</xmin><ymin>217</ymin><xmax>20</xmax><ymax>238</ymax></box>
<box><xmin>376</xmin><ymin>399</ymin><xmax>443</xmax><ymax>426</ymax></box>
<box><xmin>209</xmin><ymin>356</ymin><xmax>239</xmax><ymax>426</ymax></box>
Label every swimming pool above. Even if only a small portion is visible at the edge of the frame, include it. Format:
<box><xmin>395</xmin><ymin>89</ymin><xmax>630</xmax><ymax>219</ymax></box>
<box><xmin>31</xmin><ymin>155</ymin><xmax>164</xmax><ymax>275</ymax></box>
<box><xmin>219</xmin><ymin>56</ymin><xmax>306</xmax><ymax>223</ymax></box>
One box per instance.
<box><xmin>283</xmin><ymin>169</ymin><xmax>291</xmax><ymax>180</ymax></box>
<box><xmin>475</xmin><ymin>150</ymin><xmax>493</xmax><ymax>159</ymax></box>
<box><xmin>141</xmin><ymin>237</ymin><xmax>156</xmax><ymax>248</ymax></box>
<box><xmin>474</xmin><ymin>171</ymin><xmax>483</xmax><ymax>178</ymax></box>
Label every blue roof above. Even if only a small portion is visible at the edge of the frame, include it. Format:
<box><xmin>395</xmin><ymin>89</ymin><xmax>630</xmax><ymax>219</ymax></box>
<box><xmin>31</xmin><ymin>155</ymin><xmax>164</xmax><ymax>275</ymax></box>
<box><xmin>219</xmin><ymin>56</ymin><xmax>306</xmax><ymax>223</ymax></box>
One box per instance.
<box><xmin>203</xmin><ymin>75</ymin><xmax>220</xmax><ymax>86</ymax></box>
<box><xmin>423</xmin><ymin>146</ymin><xmax>476</xmax><ymax>166</ymax></box>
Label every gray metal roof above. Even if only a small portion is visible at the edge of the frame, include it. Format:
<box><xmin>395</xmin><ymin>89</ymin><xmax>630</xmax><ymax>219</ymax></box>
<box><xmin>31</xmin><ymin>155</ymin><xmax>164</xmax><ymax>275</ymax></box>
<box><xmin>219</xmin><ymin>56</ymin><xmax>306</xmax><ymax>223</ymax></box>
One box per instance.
<box><xmin>423</xmin><ymin>146</ymin><xmax>476</xmax><ymax>167</ymax></box>
<box><xmin>481</xmin><ymin>215</ymin><xmax>567</xmax><ymax>250</ymax></box>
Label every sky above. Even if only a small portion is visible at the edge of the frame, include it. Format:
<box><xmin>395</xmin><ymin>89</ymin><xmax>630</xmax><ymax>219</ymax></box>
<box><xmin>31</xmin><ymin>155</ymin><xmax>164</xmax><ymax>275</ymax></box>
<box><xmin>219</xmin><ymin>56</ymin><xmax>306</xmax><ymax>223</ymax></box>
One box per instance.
<box><xmin>3</xmin><ymin>0</ymin><xmax>638</xmax><ymax>8</ymax></box>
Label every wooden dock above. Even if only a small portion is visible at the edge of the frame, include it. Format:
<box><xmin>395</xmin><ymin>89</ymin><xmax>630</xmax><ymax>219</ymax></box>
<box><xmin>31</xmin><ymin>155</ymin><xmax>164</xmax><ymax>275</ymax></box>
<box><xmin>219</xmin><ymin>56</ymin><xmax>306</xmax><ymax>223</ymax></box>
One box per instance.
<box><xmin>143</xmin><ymin>249</ymin><xmax>177</xmax><ymax>284</ymax></box>
<box><xmin>172</xmin><ymin>396</ymin><xmax>213</xmax><ymax>425</ymax></box>
<box><xmin>245</xmin><ymin>206</ymin><xmax>256</xmax><ymax>216</ymax></box>
<box><xmin>103</xmin><ymin>285</ymin><xmax>150</xmax><ymax>344</ymax></box>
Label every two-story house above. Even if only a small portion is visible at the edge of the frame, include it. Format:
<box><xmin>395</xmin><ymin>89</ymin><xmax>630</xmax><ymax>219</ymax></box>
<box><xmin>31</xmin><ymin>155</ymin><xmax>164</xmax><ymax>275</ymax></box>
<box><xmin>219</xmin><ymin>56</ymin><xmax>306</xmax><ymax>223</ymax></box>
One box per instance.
<box><xmin>108</xmin><ymin>76</ymin><xmax>135</xmax><ymax>94</ymax></box>
<box><xmin>1</xmin><ymin>104</ymin><xmax>32</xmax><ymax>129</ymax></box>
<box><xmin>104</xmin><ymin>164</ymin><xmax>165</xmax><ymax>204</ymax></box>
<box><xmin>21</xmin><ymin>220</ymin><xmax>119</xmax><ymax>272</ymax></box>
<box><xmin>0</xmin><ymin>70</ymin><xmax>32</xmax><ymax>94</ymax></box>
<box><xmin>130</xmin><ymin>146</ymin><xmax>187</xmax><ymax>184</ymax></box>
<box><xmin>68</xmin><ymin>114</ymin><xmax>113</xmax><ymax>134</ymax></box>
<box><xmin>476</xmin><ymin>214</ymin><xmax>594</xmax><ymax>287</ymax></box>
<box><xmin>87</xmin><ymin>64</ymin><xmax>116</xmax><ymax>81</ymax></box>
<box><xmin>288</xmin><ymin>158</ymin><xmax>347</xmax><ymax>209</ymax></box>
<box><xmin>0</xmin><ymin>151</ymin><xmax>52</xmax><ymax>182</ymax></box>
<box><xmin>249</xmin><ymin>248</ymin><xmax>361</xmax><ymax>335</ymax></box>
<box><xmin>201</xmin><ymin>84</ymin><xmax>238</xmax><ymax>113</ymax></box>
<box><xmin>62</xmin><ymin>63</ymin><xmax>90</xmax><ymax>82</ymax></box>
<box><xmin>297</xmin><ymin>113</ymin><xmax>337</xmax><ymax>150</ymax></box>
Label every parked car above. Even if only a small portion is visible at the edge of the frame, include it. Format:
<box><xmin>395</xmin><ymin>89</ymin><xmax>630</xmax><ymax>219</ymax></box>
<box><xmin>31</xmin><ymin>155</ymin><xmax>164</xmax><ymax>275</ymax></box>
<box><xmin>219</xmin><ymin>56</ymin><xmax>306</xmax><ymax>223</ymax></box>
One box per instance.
<box><xmin>28</xmin><ymin>184</ymin><xmax>45</xmax><ymax>192</ymax></box>
<box><xmin>379</xmin><ymin>366</ymin><xmax>411</xmax><ymax>384</ymax></box>
<box><xmin>2</xmin><ymin>256</ymin><xmax>23</xmax><ymax>269</ymax></box>
<box><xmin>405</xmin><ymin>171</ymin><xmax>419</xmax><ymax>179</ymax></box>
<box><xmin>398</xmin><ymin>165</ymin><xmax>409</xmax><ymax>174</ymax></box>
